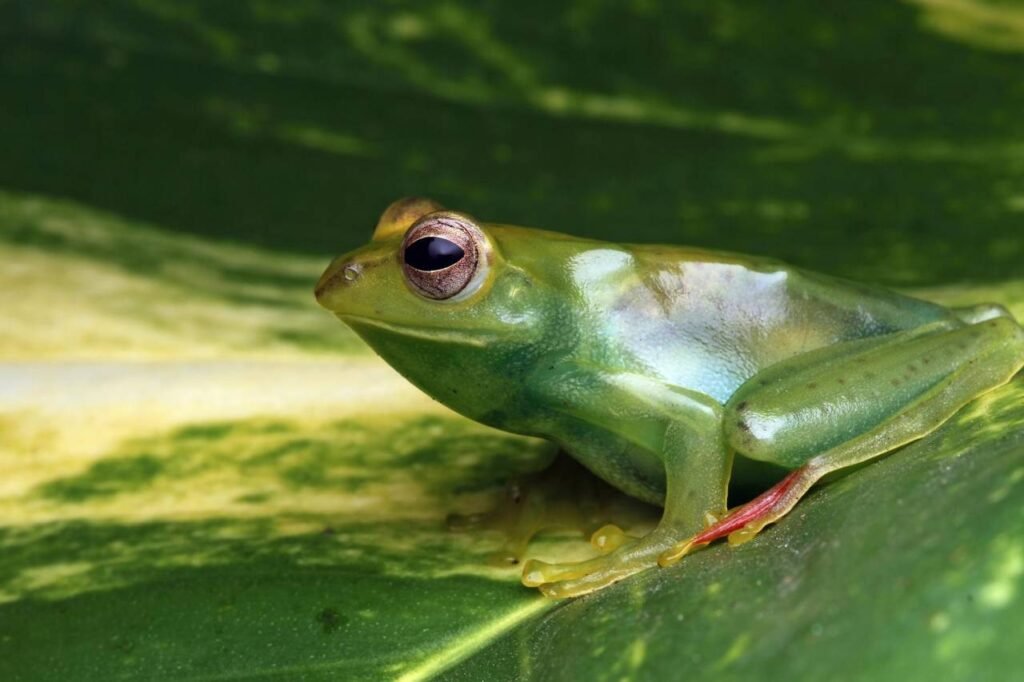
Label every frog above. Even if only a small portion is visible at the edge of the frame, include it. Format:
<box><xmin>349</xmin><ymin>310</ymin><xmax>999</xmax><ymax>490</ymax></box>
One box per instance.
<box><xmin>315</xmin><ymin>197</ymin><xmax>1024</xmax><ymax>598</ymax></box>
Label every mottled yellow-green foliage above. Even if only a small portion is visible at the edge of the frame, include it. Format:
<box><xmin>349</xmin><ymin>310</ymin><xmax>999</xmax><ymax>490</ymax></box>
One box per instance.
<box><xmin>4</xmin><ymin>190</ymin><xmax>1024</xmax><ymax>681</ymax></box>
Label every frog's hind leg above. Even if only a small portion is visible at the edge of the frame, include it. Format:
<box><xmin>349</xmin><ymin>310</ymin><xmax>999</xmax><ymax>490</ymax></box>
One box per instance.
<box><xmin>661</xmin><ymin>316</ymin><xmax>1024</xmax><ymax>564</ymax></box>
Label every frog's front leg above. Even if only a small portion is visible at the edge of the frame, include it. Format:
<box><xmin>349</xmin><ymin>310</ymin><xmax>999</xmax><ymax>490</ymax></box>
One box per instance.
<box><xmin>661</xmin><ymin>316</ymin><xmax>1024</xmax><ymax>564</ymax></box>
<box><xmin>520</xmin><ymin>370</ymin><xmax>732</xmax><ymax>598</ymax></box>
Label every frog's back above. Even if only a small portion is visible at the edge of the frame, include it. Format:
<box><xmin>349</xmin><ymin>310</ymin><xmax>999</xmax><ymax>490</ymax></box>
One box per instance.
<box><xmin>581</xmin><ymin>243</ymin><xmax>953</xmax><ymax>403</ymax></box>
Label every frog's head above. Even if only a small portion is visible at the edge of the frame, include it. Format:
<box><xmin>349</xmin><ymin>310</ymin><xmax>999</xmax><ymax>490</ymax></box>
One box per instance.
<box><xmin>315</xmin><ymin>197</ymin><xmax>571</xmax><ymax>424</ymax></box>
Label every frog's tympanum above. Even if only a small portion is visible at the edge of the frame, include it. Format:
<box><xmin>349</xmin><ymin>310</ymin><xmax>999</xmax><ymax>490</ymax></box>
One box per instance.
<box><xmin>316</xmin><ymin>197</ymin><xmax>1024</xmax><ymax>598</ymax></box>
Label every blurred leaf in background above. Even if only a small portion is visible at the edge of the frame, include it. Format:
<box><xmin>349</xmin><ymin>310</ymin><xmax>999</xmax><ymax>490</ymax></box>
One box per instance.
<box><xmin>3</xmin><ymin>0</ymin><xmax>1024</xmax><ymax>283</ymax></box>
<box><xmin>1</xmin><ymin>1</ymin><xmax>1023</xmax><ymax>680</ymax></box>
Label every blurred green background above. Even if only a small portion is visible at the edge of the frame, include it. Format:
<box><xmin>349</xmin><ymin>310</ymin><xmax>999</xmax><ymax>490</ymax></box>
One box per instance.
<box><xmin>3</xmin><ymin>0</ymin><xmax>1024</xmax><ymax>283</ymax></box>
<box><xmin>3</xmin><ymin>2</ymin><xmax>1024</xmax><ymax>681</ymax></box>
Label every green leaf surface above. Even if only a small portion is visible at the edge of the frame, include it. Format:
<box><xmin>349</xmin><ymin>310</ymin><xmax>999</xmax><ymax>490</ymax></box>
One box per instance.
<box><xmin>3</xmin><ymin>0</ymin><xmax>1024</xmax><ymax>285</ymax></box>
<box><xmin>2</xmin><ymin>184</ymin><xmax>1022</xmax><ymax>682</ymax></box>
<box><xmin>451</xmin><ymin>382</ymin><xmax>1024</xmax><ymax>681</ymax></box>
<box><xmin>2</xmin><ymin>1</ymin><xmax>1024</xmax><ymax>680</ymax></box>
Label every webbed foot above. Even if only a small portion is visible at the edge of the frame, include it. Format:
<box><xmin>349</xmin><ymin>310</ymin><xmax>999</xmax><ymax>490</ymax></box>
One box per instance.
<box><xmin>522</xmin><ymin>528</ymin><xmax>677</xmax><ymax>598</ymax></box>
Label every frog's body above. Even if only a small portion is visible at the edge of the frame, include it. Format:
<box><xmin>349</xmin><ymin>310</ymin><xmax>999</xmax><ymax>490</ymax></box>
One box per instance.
<box><xmin>316</xmin><ymin>198</ymin><xmax>1024</xmax><ymax>598</ymax></box>
<box><xmin>495</xmin><ymin>241</ymin><xmax>955</xmax><ymax>505</ymax></box>
<box><xmin>577</xmin><ymin>245</ymin><xmax>948</xmax><ymax>405</ymax></box>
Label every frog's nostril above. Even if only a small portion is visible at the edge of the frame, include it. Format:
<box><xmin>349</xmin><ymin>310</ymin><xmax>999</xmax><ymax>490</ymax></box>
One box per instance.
<box><xmin>343</xmin><ymin>264</ymin><xmax>362</xmax><ymax>282</ymax></box>
<box><xmin>315</xmin><ymin>260</ymin><xmax>361</xmax><ymax>303</ymax></box>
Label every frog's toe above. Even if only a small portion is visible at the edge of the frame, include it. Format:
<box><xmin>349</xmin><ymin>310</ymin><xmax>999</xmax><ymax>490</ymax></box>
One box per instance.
<box><xmin>537</xmin><ymin>563</ymin><xmax>640</xmax><ymax>598</ymax></box>
<box><xmin>657</xmin><ymin>538</ymin><xmax>703</xmax><ymax>567</ymax></box>
<box><xmin>589</xmin><ymin>524</ymin><xmax>630</xmax><ymax>554</ymax></box>
<box><xmin>521</xmin><ymin>558</ymin><xmax>591</xmax><ymax>587</ymax></box>
<box><xmin>523</xmin><ymin>529</ymin><xmax>681</xmax><ymax>596</ymax></box>
<box><xmin>727</xmin><ymin>522</ymin><xmax>764</xmax><ymax>546</ymax></box>
<box><xmin>522</xmin><ymin>554</ymin><xmax>648</xmax><ymax>598</ymax></box>
<box><xmin>658</xmin><ymin>516</ymin><xmax>720</xmax><ymax>566</ymax></box>
<box><xmin>521</xmin><ymin>552</ymin><xmax>645</xmax><ymax>592</ymax></box>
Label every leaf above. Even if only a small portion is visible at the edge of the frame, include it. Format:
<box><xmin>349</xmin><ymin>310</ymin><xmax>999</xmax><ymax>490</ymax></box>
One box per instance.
<box><xmin>4</xmin><ymin>1</ymin><xmax>1024</xmax><ymax>286</ymax></box>
<box><xmin>0</xmin><ymin>194</ymin><xmax>561</xmax><ymax>680</ymax></box>
<box><xmin>3</xmin><ymin>184</ymin><xmax>1023</xmax><ymax>682</ymax></box>
<box><xmin>450</xmin><ymin>382</ymin><xmax>1024</xmax><ymax>681</ymax></box>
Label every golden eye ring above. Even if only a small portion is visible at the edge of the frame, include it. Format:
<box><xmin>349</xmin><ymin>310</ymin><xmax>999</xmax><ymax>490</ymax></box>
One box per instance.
<box><xmin>401</xmin><ymin>213</ymin><xmax>488</xmax><ymax>301</ymax></box>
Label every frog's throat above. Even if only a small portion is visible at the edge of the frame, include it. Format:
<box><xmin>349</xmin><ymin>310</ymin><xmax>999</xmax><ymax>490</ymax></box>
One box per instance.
<box><xmin>338</xmin><ymin>314</ymin><xmax>499</xmax><ymax>348</ymax></box>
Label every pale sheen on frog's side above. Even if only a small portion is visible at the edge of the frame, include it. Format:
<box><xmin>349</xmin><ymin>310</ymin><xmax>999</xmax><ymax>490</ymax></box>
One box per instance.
<box><xmin>315</xmin><ymin>197</ymin><xmax>1024</xmax><ymax>598</ymax></box>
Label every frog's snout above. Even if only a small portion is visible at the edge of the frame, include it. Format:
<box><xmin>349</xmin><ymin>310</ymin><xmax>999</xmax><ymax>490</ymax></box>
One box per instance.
<box><xmin>314</xmin><ymin>258</ymin><xmax>362</xmax><ymax>308</ymax></box>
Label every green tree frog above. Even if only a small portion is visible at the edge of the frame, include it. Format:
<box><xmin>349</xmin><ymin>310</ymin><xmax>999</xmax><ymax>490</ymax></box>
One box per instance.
<box><xmin>315</xmin><ymin>197</ymin><xmax>1024</xmax><ymax>598</ymax></box>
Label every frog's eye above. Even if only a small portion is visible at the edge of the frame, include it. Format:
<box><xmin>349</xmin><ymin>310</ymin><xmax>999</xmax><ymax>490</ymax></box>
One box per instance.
<box><xmin>404</xmin><ymin>237</ymin><xmax>464</xmax><ymax>271</ymax></box>
<box><xmin>401</xmin><ymin>213</ymin><xmax>487</xmax><ymax>300</ymax></box>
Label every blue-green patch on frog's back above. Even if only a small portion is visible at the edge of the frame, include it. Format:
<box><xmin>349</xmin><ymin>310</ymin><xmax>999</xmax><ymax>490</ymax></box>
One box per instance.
<box><xmin>597</xmin><ymin>245</ymin><xmax>953</xmax><ymax>403</ymax></box>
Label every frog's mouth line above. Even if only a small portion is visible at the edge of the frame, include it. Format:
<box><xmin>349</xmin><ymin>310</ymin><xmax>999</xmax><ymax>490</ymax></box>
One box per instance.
<box><xmin>338</xmin><ymin>314</ymin><xmax>495</xmax><ymax>347</ymax></box>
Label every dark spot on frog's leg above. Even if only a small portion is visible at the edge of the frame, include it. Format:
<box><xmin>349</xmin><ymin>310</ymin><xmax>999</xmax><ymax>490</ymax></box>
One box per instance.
<box><xmin>891</xmin><ymin>378</ymin><xmax>901</xmax><ymax>387</ymax></box>
<box><xmin>837</xmin><ymin>377</ymin><xmax>845</xmax><ymax>385</ymax></box>
<box><xmin>907</xmin><ymin>364</ymin><xmax>917</xmax><ymax>372</ymax></box>
<box><xmin>760</xmin><ymin>379</ymin><xmax>770</xmax><ymax>386</ymax></box>
<box><xmin>806</xmin><ymin>382</ymin><xmax>818</xmax><ymax>389</ymax></box>
<box><xmin>737</xmin><ymin>401</ymin><xmax>748</xmax><ymax>411</ymax></box>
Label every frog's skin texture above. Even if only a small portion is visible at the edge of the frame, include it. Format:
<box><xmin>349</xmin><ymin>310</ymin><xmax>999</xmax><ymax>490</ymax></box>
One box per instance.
<box><xmin>316</xmin><ymin>197</ymin><xmax>1024</xmax><ymax>598</ymax></box>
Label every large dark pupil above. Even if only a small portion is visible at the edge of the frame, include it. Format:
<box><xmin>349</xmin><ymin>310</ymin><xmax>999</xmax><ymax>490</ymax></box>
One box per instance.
<box><xmin>404</xmin><ymin>237</ymin><xmax>465</xmax><ymax>271</ymax></box>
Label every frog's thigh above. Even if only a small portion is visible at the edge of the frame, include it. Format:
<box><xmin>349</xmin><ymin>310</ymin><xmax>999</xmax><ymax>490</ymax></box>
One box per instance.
<box><xmin>725</xmin><ymin>317</ymin><xmax>1024</xmax><ymax>469</ymax></box>
<box><xmin>664</xmin><ymin>317</ymin><xmax>1024</xmax><ymax>558</ymax></box>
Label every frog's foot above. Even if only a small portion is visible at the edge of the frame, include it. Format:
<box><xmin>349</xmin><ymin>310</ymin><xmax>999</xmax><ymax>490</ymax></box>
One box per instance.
<box><xmin>659</xmin><ymin>465</ymin><xmax>818</xmax><ymax>566</ymax></box>
<box><xmin>522</xmin><ymin>529</ymin><xmax>677</xmax><ymax>598</ymax></box>
<box><xmin>589</xmin><ymin>524</ymin><xmax>631</xmax><ymax>554</ymax></box>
